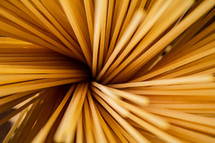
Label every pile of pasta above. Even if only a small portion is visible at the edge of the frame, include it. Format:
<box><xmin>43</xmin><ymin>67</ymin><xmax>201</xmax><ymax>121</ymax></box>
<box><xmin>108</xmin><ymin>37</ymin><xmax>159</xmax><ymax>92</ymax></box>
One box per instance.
<box><xmin>0</xmin><ymin>0</ymin><xmax>215</xmax><ymax>142</ymax></box>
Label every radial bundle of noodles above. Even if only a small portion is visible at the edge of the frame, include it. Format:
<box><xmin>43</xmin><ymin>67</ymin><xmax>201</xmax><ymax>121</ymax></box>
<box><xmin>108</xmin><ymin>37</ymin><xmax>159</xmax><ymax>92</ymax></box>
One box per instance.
<box><xmin>0</xmin><ymin>0</ymin><xmax>215</xmax><ymax>143</ymax></box>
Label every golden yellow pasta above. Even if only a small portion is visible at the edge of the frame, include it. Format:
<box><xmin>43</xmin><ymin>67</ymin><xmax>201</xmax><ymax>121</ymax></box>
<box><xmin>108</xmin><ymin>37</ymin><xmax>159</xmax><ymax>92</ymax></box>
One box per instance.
<box><xmin>0</xmin><ymin>0</ymin><xmax>214</xmax><ymax>142</ymax></box>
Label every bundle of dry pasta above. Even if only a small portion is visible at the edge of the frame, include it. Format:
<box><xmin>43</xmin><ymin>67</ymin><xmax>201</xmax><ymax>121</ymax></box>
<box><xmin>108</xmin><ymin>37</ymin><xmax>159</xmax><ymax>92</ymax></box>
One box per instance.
<box><xmin>0</xmin><ymin>0</ymin><xmax>214</xmax><ymax>143</ymax></box>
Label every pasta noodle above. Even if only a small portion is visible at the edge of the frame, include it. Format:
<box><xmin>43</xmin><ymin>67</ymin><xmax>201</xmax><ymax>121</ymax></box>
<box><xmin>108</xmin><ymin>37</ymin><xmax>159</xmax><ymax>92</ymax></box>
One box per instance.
<box><xmin>0</xmin><ymin>0</ymin><xmax>214</xmax><ymax>142</ymax></box>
